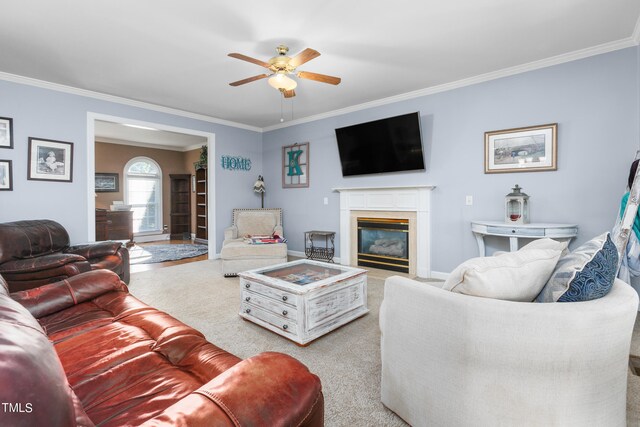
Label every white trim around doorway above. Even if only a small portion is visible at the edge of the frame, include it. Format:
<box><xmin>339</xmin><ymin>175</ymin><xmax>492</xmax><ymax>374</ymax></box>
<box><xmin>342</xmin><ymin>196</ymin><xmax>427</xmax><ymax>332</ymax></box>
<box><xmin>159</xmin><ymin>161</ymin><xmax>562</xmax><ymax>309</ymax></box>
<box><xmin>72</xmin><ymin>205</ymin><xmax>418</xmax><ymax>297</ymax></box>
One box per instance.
<box><xmin>86</xmin><ymin>112</ymin><xmax>216</xmax><ymax>259</ymax></box>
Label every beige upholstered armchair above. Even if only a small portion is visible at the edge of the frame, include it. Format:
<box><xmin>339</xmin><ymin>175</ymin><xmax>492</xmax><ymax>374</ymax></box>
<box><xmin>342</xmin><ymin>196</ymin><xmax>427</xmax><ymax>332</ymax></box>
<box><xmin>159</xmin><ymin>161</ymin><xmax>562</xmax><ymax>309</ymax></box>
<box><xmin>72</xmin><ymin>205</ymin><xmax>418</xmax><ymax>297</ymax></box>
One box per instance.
<box><xmin>220</xmin><ymin>208</ymin><xmax>287</xmax><ymax>276</ymax></box>
<box><xmin>380</xmin><ymin>276</ymin><xmax>638</xmax><ymax>426</ymax></box>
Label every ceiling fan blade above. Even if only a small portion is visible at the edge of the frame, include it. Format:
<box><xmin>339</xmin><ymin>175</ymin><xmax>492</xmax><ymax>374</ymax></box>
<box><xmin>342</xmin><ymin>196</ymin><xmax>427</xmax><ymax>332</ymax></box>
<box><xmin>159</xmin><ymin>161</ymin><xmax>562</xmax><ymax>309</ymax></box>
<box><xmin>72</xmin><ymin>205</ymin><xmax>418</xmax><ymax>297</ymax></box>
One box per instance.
<box><xmin>283</xmin><ymin>89</ymin><xmax>296</xmax><ymax>98</ymax></box>
<box><xmin>228</xmin><ymin>53</ymin><xmax>271</xmax><ymax>69</ymax></box>
<box><xmin>289</xmin><ymin>48</ymin><xmax>320</xmax><ymax>68</ymax></box>
<box><xmin>229</xmin><ymin>74</ymin><xmax>269</xmax><ymax>86</ymax></box>
<box><xmin>297</xmin><ymin>71</ymin><xmax>341</xmax><ymax>85</ymax></box>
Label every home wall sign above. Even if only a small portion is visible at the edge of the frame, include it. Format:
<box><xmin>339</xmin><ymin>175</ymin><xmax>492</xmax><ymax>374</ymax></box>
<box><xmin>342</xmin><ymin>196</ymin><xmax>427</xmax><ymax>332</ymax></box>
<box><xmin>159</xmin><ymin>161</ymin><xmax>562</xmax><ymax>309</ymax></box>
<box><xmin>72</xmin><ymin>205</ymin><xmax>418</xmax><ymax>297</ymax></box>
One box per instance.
<box><xmin>221</xmin><ymin>155</ymin><xmax>252</xmax><ymax>171</ymax></box>
<box><xmin>282</xmin><ymin>142</ymin><xmax>309</xmax><ymax>188</ymax></box>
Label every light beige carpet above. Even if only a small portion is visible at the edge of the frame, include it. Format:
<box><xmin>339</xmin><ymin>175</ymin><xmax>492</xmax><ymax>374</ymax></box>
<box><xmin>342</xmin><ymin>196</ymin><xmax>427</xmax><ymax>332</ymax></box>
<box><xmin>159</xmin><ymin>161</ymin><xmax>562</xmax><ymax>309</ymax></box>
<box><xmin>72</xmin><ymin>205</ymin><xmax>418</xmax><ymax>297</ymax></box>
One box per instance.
<box><xmin>129</xmin><ymin>259</ymin><xmax>404</xmax><ymax>426</ymax></box>
<box><xmin>128</xmin><ymin>260</ymin><xmax>640</xmax><ymax>427</ymax></box>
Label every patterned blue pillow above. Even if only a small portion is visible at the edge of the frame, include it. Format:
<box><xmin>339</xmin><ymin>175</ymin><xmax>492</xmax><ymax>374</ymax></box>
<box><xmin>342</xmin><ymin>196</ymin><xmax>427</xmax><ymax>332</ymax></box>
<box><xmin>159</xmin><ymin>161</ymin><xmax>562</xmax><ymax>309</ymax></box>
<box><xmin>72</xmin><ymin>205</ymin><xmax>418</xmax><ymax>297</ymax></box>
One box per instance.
<box><xmin>536</xmin><ymin>232</ymin><xmax>618</xmax><ymax>302</ymax></box>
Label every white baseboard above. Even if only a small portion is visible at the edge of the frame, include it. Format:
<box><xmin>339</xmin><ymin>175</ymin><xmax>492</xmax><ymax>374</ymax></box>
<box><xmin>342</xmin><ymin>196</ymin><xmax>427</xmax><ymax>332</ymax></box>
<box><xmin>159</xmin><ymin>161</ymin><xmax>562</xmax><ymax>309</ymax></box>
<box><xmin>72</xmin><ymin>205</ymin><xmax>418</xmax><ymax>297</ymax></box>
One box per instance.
<box><xmin>287</xmin><ymin>249</ymin><xmax>449</xmax><ymax>280</ymax></box>
<box><xmin>134</xmin><ymin>234</ymin><xmax>170</xmax><ymax>243</ymax></box>
<box><xmin>287</xmin><ymin>248</ymin><xmax>448</xmax><ymax>279</ymax></box>
<box><xmin>429</xmin><ymin>271</ymin><xmax>450</xmax><ymax>281</ymax></box>
<box><xmin>287</xmin><ymin>250</ymin><xmax>342</xmax><ymax>264</ymax></box>
<box><xmin>287</xmin><ymin>250</ymin><xmax>305</xmax><ymax>259</ymax></box>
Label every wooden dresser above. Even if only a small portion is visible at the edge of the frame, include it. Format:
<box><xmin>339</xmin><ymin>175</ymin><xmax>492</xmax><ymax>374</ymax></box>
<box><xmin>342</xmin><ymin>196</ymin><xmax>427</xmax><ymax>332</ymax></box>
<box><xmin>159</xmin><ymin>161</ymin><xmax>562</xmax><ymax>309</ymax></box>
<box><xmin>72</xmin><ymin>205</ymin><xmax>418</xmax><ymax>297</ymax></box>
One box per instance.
<box><xmin>96</xmin><ymin>209</ymin><xmax>134</xmax><ymax>246</ymax></box>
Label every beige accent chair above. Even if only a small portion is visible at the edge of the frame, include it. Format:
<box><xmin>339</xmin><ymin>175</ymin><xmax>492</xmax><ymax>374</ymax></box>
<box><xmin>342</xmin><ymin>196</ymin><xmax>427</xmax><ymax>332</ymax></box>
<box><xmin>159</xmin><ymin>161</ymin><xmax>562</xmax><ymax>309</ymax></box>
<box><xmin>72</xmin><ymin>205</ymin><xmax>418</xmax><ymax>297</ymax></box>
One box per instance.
<box><xmin>380</xmin><ymin>276</ymin><xmax>638</xmax><ymax>427</ymax></box>
<box><xmin>220</xmin><ymin>208</ymin><xmax>288</xmax><ymax>277</ymax></box>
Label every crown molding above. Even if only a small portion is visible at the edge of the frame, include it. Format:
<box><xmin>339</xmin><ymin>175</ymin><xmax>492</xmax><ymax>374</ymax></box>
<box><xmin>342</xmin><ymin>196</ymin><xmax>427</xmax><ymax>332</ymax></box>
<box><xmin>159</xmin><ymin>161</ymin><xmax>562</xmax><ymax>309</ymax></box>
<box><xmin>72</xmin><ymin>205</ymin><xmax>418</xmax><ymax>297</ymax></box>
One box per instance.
<box><xmin>96</xmin><ymin>137</ymin><xmax>201</xmax><ymax>152</ymax></box>
<box><xmin>185</xmin><ymin>143</ymin><xmax>206</xmax><ymax>152</ymax></box>
<box><xmin>263</xmin><ymin>37</ymin><xmax>638</xmax><ymax>132</ymax></box>
<box><xmin>2</xmin><ymin>34</ymin><xmax>638</xmax><ymax>135</ymax></box>
<box><xmin>0</xmin><ymin>71</ymin><xmax>262</xmax><ymax>133</ymax></box>
<box><xmin>633</xmin><ymin>15</ymin><xmax>640</xmax><ymax>45</ymax></box>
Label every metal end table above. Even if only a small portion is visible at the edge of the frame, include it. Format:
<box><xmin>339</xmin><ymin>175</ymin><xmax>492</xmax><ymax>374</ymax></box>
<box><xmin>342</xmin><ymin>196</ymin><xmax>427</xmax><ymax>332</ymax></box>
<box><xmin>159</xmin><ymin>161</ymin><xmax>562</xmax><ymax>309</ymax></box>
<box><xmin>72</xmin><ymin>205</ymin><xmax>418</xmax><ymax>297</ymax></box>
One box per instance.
<box><xmin>304</xmin><ymin>231</ymin><xmax>335</xmax><ymax>263</ymax></box>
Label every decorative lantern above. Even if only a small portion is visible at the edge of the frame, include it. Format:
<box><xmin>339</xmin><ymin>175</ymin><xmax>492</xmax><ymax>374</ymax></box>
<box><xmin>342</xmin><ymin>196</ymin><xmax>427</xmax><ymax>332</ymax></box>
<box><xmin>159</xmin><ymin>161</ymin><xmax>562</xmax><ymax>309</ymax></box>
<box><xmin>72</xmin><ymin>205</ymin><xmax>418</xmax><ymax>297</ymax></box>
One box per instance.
<box><xmin>253</xmin><ymin>175</ymin><xmax>266</xmax><ymax>208</ymax></box>
<box><xmin>505</xmin><ymin>184</ymin><xmax>529</xmax><ymax>224</ymax></box>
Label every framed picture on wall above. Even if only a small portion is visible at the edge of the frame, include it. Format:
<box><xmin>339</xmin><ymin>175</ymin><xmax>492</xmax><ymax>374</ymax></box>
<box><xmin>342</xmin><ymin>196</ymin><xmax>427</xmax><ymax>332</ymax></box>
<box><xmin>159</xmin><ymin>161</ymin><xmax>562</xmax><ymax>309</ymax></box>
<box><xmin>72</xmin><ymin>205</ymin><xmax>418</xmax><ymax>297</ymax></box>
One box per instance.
<box><xmin>484</xmin><ymin>123</ymin><xmax>557</xmax><ymax>173</ymax></box>
<box><xmin>0</xmin><ymin>117</ymin><xmax>13</xmax><ymax>149</ymax></box>
<box><xmin>28</xmin><ymin>137</ymin><xmax>74</xmax><ymax>182</ymax></box>
<box><xmin>282</xmin><ymin>142</ymin><xmax>309</xmax><ymax>188</ymax></box>
<box><xmin>0</xmin><ymin>159</ymin><xmax>12</xmax><ymax>190</ymax></box>
<box><xmin>95</xmin><ymin>172</ymin><xmax>119</xmax><ymax>192</ymax></box>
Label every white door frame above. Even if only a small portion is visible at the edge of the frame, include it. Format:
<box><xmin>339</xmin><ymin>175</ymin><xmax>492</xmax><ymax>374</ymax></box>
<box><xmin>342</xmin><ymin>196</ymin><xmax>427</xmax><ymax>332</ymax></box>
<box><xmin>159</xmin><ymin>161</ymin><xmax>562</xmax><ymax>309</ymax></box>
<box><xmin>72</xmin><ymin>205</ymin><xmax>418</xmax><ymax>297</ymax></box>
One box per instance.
<box><xmin>86</xmin><ymin>112</ymin><xmax>216</xmax><ymax>258</ymax></box>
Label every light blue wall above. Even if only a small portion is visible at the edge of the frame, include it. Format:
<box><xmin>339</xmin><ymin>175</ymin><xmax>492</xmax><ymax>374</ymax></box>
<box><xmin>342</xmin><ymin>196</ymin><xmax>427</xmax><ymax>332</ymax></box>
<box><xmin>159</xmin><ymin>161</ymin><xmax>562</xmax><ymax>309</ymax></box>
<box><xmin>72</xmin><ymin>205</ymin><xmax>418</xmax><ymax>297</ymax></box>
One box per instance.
<box><xmin>1</xmin><ymin>47</ymin><xmax>638</xmax><ymax>272</ymax></box>
<box><xmin>263</xmin><ymin>47</ymin><xmax>640</xmax><ymax>274</ymax></box>
<box><xmin>0</xmin><ymin>80</ymin><xmax>263</xmax><ymax>252</ymax></box>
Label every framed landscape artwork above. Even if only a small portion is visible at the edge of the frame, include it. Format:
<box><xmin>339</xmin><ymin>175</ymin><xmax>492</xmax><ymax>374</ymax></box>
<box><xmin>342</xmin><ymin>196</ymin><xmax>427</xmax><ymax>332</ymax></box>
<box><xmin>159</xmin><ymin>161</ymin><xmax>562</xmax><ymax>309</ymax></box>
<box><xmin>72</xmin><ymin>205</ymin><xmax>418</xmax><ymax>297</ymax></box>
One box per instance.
<box><xmin>484</xmin><ymin>123</ymin><xmax>557</xmax><ymax>173</ymax></box>
<box><xmin>28</xmin><ymin>137</ymin><xmax>74</xmax><ymax>182</ymax></box>
<box><xmin>282</xmin><ymin>142</ymin><xmax>309</xmax><ymax>188</ymax></box>
<box><xmin>95</xmin><ymin>172</ymin><xmax>119</xmax><ymax>192</ymax></box>
<box><xmin>0</xmin><ymin>117</ymin><xmax>13</xmax><ymax>149</ymax></box>
<box><xmin>0</xmin><ymin>160</ymin><xmax>12</xmax><ymax>191</ymax></box>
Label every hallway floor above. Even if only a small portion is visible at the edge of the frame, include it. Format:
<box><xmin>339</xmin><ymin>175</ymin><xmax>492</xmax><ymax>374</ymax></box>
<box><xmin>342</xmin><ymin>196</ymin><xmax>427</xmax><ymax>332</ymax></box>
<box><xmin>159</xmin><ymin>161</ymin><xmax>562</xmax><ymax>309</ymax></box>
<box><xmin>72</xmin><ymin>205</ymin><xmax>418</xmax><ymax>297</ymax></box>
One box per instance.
<box><xmin>129</xmin><ymin>239</ymin><xmax>208</xmax><ymax>274</ymax></box>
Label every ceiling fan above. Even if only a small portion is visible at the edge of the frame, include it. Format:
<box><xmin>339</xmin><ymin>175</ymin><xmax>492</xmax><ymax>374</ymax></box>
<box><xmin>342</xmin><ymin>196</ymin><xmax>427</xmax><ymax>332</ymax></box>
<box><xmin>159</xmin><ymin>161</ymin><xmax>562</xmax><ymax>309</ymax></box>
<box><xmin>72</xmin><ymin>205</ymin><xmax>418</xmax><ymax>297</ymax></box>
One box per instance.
<box><xmin>228</xmin><ymin>45</ymin><xmax>341</xmax><ymax>98</ymax></box>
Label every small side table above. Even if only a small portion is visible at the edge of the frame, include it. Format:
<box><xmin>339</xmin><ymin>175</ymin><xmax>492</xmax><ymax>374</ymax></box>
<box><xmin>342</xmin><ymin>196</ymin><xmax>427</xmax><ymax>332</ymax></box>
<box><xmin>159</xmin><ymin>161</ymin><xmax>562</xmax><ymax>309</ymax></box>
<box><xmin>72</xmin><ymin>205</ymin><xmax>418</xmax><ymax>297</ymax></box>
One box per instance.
<box><xmin>304</xmin><ymin>231</ymin><xmax>336</xmax><ymax>263</ymax></box>
<box><xmin>471</xmin><ymin>220</ymin><xmax>578</xmax><ymax>256</ymax></box>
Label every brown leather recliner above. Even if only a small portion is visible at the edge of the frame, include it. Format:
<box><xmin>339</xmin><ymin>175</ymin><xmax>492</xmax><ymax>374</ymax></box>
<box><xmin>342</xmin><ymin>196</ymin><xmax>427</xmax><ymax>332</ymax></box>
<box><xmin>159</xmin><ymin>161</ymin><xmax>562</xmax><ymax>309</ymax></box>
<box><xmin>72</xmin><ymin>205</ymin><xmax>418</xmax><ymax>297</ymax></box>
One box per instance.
<box><xmin>0</xmin><ymin>270</ymin><xmax>324</xmax><ymax>426</ymax></box>
<box><xmin>0</xmin><ymin>219</ymin><xmax>129</xmax><ymax>292</ymax></box>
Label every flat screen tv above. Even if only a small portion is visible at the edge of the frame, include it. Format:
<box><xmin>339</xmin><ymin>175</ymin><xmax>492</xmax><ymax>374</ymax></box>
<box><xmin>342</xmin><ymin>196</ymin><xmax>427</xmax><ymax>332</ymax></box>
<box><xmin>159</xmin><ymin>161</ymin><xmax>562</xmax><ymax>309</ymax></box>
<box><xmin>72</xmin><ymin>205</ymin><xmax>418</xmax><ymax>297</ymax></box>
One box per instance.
<box><xmin>335</xmin><ymin>112</ymin><xmax>425</xmax><ymax>177</ymax></box>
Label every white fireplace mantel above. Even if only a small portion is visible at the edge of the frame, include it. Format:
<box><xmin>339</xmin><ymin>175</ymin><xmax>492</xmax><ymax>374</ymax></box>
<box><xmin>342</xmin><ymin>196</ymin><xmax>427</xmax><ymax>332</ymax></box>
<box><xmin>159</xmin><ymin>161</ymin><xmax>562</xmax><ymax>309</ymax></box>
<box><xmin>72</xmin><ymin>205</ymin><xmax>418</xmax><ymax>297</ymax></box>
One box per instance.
<box><xmin>333</xmin><ymin>185</ymin><xmax>435</xmax><ymax>278</ymax></box>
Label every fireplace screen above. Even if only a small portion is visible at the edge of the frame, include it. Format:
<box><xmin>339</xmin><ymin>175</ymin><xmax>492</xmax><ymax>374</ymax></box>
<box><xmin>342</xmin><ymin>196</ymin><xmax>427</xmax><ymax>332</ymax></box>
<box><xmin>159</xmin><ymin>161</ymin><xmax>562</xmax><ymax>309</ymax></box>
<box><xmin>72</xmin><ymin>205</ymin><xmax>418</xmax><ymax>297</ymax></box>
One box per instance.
<box><xmin>357</xmin><ymin>217</ymin><xmax>409</xmax><ymax>273</ymax></box>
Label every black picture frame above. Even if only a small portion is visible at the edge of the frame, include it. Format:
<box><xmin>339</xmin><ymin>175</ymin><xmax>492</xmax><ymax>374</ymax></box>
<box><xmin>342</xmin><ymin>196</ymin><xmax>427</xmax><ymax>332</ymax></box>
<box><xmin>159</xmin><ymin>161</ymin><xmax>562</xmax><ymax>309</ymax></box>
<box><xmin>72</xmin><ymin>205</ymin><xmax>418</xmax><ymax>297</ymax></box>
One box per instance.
<box><xmin>27</xmin><ymin>137</ymin><xmax>74</xmax><ymax>182</ymax></box>
<box><xmin>0</xmin><ymin>117</ymin><xmax>13</xmax><ymax>149</ymax></box>
<box><xmin>95</xmin><ymin>172</ymin><xmax>119</xmax><ymax>192</ymax></box>
<box><xmin>0</xmin><ymin>159</ymin><xmax>12</xmax><ymax>191</ymax></box>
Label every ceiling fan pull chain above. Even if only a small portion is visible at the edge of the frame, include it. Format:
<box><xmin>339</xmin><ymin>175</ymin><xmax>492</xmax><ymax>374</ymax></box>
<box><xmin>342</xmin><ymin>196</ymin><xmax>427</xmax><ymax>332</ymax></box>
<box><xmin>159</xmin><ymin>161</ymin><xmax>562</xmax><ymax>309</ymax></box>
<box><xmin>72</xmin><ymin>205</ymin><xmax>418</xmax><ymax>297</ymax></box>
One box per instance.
<box><xmin>280</xmin><ymin>95</ymin><xmax>284</xmax><ymax>123</ymax></box>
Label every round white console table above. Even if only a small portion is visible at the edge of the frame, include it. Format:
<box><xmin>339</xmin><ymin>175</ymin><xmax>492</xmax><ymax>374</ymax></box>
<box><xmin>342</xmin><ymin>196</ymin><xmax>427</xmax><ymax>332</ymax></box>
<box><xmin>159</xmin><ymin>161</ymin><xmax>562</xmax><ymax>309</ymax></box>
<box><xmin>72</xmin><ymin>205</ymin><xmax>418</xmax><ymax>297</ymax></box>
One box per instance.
<box><xmin>471</xmin><ymin>220</ymin><xmax>579</xmax><ymax>256</ymax></box>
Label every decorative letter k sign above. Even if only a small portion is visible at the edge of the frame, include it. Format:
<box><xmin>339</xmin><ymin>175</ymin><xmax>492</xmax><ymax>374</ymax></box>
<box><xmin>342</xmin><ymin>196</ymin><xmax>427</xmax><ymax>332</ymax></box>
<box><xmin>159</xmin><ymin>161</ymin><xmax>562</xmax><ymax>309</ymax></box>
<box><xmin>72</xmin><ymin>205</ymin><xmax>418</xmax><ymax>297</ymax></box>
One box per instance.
<box><xmin>287</xmin><ymin>149</ymin><xmax>303</xmax><ymax>176</ymax></box>
<box><xmin>282</xmin><ymin>142</ymin><xmax>309</xmax><ymax>188</ymax></box>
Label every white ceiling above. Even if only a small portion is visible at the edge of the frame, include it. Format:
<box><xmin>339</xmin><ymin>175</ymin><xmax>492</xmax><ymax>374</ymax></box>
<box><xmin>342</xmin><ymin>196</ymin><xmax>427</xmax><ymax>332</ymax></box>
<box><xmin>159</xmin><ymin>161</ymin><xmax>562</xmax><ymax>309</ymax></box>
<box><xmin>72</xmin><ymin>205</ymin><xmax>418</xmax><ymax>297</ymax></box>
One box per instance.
<box><xmin>95</xmin><ymin>120</ymin><xmax>207</xmax><ymax>150</ymax></box>
<box><xmin>1</xmin><ymin>1</ymin><xmax>640</xmax><ymax>130</ymax></box>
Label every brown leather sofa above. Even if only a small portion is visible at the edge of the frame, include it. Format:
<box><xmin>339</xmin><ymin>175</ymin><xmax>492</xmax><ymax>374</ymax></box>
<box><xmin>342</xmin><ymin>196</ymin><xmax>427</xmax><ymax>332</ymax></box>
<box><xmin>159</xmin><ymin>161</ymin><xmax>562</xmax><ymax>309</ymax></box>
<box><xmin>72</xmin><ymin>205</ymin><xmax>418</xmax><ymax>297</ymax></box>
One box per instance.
<box><xmin>0</xmin><ymin>269</ymin><xmax>324</xmax><ymax>426</ymax></box>
<box><xmin>0</xmin><ymin>219</ymin><xmax>129</xmax><ymax>292</ymax></box>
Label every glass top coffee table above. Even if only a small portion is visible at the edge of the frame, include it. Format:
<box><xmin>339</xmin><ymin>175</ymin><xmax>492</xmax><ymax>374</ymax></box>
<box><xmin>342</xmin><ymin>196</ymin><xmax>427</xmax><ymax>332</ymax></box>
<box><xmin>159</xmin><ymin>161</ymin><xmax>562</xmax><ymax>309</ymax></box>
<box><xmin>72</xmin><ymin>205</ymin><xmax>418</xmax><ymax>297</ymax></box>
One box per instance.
<box><xmin>238</xmin><ymin>259</ymin><xmax>368</xmax><ymax>346</ymax></box>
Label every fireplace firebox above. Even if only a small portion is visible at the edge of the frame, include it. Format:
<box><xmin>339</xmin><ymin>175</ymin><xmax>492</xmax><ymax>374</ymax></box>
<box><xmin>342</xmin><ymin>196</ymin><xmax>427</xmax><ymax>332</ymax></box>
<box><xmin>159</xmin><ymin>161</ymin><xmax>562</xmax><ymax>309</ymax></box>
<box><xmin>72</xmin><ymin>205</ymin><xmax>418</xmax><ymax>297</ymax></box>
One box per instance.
<box><xmin>357</xmin><ymin>217</ymin><xmax>409</xmax><ymax>273</ymax></box>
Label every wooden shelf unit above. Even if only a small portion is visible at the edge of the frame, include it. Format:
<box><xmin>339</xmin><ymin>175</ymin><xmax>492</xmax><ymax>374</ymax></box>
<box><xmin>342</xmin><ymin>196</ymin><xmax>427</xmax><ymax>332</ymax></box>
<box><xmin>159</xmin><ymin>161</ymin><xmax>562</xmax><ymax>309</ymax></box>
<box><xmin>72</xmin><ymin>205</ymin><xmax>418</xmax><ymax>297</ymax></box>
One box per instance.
<box><xmin>195</xmin><ymin>167</ymin><xmax>208</xmax><ymax>242</ymax></box>
<box><xmin>170</xmin><ymin>174</ymin><xmax>191</xmax><ymax>240</ymax></box>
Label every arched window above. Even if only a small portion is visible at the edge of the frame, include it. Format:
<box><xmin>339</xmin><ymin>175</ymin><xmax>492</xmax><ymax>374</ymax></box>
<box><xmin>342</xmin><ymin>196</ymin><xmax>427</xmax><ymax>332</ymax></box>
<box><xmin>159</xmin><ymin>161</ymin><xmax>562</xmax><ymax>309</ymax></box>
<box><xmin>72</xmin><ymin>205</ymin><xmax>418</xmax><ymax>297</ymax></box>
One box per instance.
<box><xmin>124</xmin><ymin>157</ymin><xmax>162</xmax><ymax>234</ymax></box>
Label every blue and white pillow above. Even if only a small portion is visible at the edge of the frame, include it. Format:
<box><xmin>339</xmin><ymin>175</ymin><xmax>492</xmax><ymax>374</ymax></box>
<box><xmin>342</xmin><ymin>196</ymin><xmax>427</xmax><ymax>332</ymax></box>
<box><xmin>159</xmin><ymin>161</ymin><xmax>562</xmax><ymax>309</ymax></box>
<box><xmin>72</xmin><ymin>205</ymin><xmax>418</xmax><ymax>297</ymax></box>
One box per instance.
<box><xmin>536</xmin><ymin>232</ymin><xmax>618</xmax><ymax>303</ymax></box>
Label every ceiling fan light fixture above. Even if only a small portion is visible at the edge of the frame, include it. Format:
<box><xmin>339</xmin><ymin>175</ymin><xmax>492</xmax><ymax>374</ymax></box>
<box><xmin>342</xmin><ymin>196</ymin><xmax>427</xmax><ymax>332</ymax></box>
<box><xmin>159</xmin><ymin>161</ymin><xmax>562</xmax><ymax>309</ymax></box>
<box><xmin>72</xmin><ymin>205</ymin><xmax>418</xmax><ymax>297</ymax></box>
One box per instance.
<box><xmin>229</xmin><ymin>45</ymin><xmax>339</xmax><ymax>99</ymax></box>
<box><xmin>268</xmin><ymin>73</ymin><xmax>297</xmax><ymax>91</ymax></box>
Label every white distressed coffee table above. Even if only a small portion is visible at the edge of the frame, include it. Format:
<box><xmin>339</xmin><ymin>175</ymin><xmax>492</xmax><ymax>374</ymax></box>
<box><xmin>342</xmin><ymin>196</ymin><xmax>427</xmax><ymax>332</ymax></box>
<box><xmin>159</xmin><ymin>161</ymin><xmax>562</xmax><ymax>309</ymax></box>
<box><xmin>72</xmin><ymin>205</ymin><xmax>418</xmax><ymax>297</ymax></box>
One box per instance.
<box><xmin>238</xmin><ymin>259</ymin><xmax>368</xmax><ymax>346</ymax></box>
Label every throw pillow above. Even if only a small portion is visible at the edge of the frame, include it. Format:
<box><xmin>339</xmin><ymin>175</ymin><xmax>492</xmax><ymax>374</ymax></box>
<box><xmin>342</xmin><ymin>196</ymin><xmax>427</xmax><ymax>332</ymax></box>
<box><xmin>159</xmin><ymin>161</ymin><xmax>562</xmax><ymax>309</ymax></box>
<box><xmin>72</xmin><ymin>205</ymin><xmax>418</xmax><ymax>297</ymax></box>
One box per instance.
<box><xmin>536</xmin><ymin>232</ymin><xmax>618</xmax><ymax>303</ymax></box>
<box><xmin>519</xmin><ymin>238</ymin><xmax>569</xmax><ymax>255</ymax></box>
<box><xmin>443</xmin><ymin>248</ymin><xmax>563</xmax><ymax>302</ymax></box>
<box><xmin>493</xmin><ymin>238</ymin><xmax>569</xmax><ymax>257</ymax></box>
